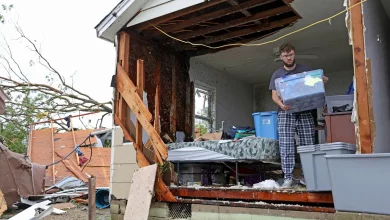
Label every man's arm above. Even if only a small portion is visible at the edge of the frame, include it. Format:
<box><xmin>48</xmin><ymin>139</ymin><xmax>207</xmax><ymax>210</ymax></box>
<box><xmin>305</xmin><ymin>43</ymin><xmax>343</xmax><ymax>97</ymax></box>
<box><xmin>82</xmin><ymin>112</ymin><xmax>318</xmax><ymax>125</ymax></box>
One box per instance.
<box><xmin>272</xmin><ymin>90</ymin><xmax>289</xmax><ymax>111</ymax></box>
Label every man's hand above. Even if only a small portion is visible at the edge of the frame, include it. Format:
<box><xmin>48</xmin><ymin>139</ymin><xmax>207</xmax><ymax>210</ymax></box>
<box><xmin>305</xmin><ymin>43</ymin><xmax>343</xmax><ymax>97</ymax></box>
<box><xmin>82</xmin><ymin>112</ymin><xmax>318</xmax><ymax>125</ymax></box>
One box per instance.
<box><xmin>279</xmin><ymin>103</ymin><xmax>290</xmax><ymax>111</ymax></box>
<box><xmin>323</xmin><ymin>76</ymin><xmax>329</xmax><ymax>84</ymax></box>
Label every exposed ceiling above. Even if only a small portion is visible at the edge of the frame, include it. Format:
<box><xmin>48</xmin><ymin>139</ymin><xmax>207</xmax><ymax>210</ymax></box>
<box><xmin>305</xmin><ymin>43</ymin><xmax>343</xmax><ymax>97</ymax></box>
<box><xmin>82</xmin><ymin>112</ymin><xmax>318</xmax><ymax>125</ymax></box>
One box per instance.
<box><xmin>192</xmin><ymin>0</ymin><xmax>354</xmax><ymax>84</ymax></box>
<box><xmin>130</xmin><ymin>0</ymin><xmax>301</xmax><ymax>54</ymax></box>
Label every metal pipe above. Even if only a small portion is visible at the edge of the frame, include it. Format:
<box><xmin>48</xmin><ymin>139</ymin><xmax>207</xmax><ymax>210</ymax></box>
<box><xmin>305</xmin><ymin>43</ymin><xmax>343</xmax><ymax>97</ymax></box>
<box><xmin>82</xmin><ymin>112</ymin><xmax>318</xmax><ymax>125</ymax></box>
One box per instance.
<box><xmin>88</xmin><ymin>176</ymin><xmax>96</xmax><ymax>220</ymax></box>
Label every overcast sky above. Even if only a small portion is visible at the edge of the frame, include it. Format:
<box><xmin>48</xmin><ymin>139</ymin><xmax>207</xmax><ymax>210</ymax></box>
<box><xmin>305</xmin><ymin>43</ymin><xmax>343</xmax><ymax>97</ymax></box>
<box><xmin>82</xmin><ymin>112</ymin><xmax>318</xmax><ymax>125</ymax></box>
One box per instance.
<box><xmin>0</xmin><ymin>0</ymin><xmax>121</xmax><ymax>129</ymax></box>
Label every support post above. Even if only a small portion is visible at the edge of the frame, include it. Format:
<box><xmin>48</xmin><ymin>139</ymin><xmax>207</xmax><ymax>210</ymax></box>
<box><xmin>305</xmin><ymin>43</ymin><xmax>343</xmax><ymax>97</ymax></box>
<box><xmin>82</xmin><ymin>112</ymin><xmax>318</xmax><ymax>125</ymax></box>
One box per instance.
<box><xmin>171</xmin><ymin>56</ymin><xmax>177</xmax><ymax>141</ymax></box>
<box><xmin>349</xmin><ymin>0</ymin><xmax>373</xmax><ymax>153</ymax></box>
<box><xmin>235</xmin><ymin>161</ymin><xmax>239</xmax><ymax>185</ymax></box>
<box><xmin>88</xmin><ymin>176</ymin><xmax>96</xmax><ymax>220</ymax></box>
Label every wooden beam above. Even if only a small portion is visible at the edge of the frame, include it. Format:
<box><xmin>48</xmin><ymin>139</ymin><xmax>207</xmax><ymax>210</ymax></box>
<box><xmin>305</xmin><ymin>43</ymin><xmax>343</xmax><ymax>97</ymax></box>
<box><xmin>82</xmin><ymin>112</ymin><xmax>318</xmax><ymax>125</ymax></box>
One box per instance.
<box><xmin>227</xmin><ymin>0</ymin><xmax>255</xmax><ymax>18</ymax></box>
<box><xmin>187</xmin><ymin>26</ymin><xmax>286</xmax><ymax>57</ymax></box>
<box><xmin>161</xmin><ymin>0</ymin><xmax>277</xmax><ymax>34</ymax></box>
<box><xmin>114</xmin><ymin>115</ymin><xmax>136</xmax><ymax>142</ymax></box>
<box><xmin>171</xmin><ymin>56</ymin><xmax>177</xmax><ymax>139</ymax></box>
<box><xmin>135</xmin><ymin>0</ymin><xmax>227</xmax><ymax>32</ymax></box>
<box><xmin>349</xmin><ymin>0</ymin><xmax>372</xmax><ymax>153</ymax></box>
<box><xmin>154</xmin><ymin>59</ymin><xmax>161</xmax><ymax>133</ymax></box>
<box><xmin>176</xmin><ymin>5</ymin><xmax>291</xmax><ymax>40</ymax></box>
<box><xmin>168</xmin><ymin>188</ymin><xmax>333</xmax><ymax>204</ymax></box>
<box><xmin>136</xmin><ymin>60</ymin><xmax>145</xmax><ymax>152</ymax></box>
<box><xmin>116</xmin><ymin>63</ymin><xmax>168</xmax><ymax>160</ymax></box>
<box><xmin>182</xmin><ymin>16</ymin><xmax>297</xmax><ymax>50</ymax></box>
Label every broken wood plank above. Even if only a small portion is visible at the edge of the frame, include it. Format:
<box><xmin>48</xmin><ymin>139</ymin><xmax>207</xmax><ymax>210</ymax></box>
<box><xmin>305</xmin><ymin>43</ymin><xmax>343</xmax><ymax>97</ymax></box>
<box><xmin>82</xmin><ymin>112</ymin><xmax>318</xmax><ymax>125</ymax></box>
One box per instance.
<box><xmin>161</xmin><ymin>0</ymin><xmax>277</xmax><ymax>34</ymax></box>
<box><xmin>171</xmin><ymin>56</ymin><xmax>177</xmax><ymax>139</ymax></box>
<box><xmin>349</xmin><ymin>0</ymin><xmax>372</xmax><ymax>153</ymax></box>
<box><xmin>134</xmin><ymin>0</ymin><xmax>227</xmax><ymax>32</ymax></box>
<box><xmin>190</xmin><ymin>16</ymin><xmax>298</xmax><ymax>46</ymax></box>
<box><xmin>136</xmin><ymin>59</ymin><xmax>145</xmax><ymax>151</ymax></box>
<box><xmin>168</xmin><ymin>188</ymin><xmax>333</xmax><ymax>204</ymax></box>
<box><xmin>55</xmin><ymin>152</ymin><xmax>88</xmax><ymax>183</ymax></box>
<box><xmin>176</xmin><ymin>5</ymin><xmax>292</xmax><ymax>40</ymax></box>
<box><xmin>10</xmin><ymin>201</ymin><xmax>55</xmax><ymax>220</ymax></box>
<box><xmin>116</xmin><ymin>63</ymin><xmax>167</xmax><ymax>160</ymax></box>
<box><xmin>124</xmin><ymin>164</ymin><xmax>158</xmax><ymax>220</ymax></box>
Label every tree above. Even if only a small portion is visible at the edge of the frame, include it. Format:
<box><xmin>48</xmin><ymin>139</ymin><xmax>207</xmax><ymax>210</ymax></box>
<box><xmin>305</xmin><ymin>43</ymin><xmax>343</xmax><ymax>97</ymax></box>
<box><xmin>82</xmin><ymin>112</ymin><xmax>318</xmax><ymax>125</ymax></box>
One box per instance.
<box><xmin>0</xmin><ymin>5</ymin><xmax>113</xmax><ymax>153</ymax></box>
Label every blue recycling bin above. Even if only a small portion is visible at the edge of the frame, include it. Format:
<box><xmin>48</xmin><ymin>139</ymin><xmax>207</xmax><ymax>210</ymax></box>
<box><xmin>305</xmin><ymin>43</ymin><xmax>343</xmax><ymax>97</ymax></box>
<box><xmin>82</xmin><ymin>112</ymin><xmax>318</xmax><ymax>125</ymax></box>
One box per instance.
<box><xmin>252</xmin><ymin>111</ymin><xmax>278</xmax><ymax>140</ymax></box>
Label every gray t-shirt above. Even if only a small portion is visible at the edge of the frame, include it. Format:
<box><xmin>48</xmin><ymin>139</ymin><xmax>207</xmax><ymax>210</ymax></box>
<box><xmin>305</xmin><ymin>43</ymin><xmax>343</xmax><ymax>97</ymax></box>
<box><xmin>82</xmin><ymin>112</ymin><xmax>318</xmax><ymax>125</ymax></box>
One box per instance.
<box><xmin>269</xmin><ymin>64</ymin><xmax>312</xmax><ymax>91</ymax></box>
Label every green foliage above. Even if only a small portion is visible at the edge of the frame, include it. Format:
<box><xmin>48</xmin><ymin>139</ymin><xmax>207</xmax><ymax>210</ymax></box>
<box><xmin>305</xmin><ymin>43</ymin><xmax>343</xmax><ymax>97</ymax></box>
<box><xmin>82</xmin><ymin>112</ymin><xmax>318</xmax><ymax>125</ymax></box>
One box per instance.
<box><xmin>0</xmin><ymin>91</ymin><xmax>44</xmax><ymax>154</ymax></box>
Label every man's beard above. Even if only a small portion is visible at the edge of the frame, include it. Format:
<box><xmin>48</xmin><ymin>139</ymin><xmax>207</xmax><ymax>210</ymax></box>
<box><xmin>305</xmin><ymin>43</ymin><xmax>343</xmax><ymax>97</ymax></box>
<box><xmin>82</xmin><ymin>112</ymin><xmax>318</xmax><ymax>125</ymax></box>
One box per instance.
<box><xmin>283</xmin><ymin>59</ymin><xmax>295</xmax><ymax>68</ymax></box>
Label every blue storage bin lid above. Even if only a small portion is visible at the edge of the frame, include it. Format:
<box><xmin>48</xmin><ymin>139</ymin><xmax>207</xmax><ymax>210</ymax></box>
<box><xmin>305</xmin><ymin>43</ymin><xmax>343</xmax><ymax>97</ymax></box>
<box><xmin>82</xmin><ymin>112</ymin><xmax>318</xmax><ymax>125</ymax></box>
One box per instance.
<box><xmin>252</xmin><ymin>111</ymin><xmax>277</xmax><ymax>116</ymax></box>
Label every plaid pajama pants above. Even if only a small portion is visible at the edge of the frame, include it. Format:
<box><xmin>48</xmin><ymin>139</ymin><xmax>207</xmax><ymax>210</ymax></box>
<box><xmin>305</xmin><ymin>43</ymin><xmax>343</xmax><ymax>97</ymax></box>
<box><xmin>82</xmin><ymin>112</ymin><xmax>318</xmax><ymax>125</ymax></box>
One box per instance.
<box><xmin>277</xmin><ymin>111</ymin><xmax>315</xmax><ymax>179</ymax></box>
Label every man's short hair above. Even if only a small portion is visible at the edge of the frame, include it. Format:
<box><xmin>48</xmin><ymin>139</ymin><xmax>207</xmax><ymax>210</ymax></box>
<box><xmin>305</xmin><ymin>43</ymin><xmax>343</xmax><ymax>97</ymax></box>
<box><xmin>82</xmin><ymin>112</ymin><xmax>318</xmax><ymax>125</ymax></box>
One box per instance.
<box><xmin>279</xmin><ymin>43</ymin><xmax>295</xmax><ymax>54</ymax></box>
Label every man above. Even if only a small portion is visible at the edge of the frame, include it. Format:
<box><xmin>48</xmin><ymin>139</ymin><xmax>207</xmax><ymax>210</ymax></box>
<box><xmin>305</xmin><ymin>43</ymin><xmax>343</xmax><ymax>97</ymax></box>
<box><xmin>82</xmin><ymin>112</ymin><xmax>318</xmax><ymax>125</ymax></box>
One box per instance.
<box><xmin>269</xmin><ymin>43</ymin><xmax>328</xmax><ymax>188</ymax></box>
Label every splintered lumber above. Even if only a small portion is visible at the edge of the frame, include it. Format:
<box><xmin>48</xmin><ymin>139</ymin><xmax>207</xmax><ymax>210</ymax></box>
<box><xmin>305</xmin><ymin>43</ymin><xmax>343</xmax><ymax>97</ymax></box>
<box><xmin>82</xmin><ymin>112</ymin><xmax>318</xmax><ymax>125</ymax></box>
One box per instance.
<box><xmin>136</xmin><ymin>60</ymin><xmax>145</xmax><ymax>151</ymax></box>
<box><xmin>116</xmin><ymin>63</ymin><xmax>167</xmax><ymax>160</ymax></box>
<box><xmin>124</xmin><ymin>164</ymin><xmax>158</xmax><ymax>220</ymax></box>
<box><xmin>55</xmin><ymin>152</ymin><xmax>88</xmax><ymax>183</ymax></box>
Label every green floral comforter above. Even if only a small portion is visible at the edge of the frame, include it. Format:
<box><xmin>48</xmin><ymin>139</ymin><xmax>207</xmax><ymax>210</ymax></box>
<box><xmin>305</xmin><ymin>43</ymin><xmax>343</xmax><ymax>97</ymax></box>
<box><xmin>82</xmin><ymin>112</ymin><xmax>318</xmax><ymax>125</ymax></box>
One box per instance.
<box><xmin>167</xmin><ymin>137</ymin><xmax>280</xmax><ymax>162</ymax></box>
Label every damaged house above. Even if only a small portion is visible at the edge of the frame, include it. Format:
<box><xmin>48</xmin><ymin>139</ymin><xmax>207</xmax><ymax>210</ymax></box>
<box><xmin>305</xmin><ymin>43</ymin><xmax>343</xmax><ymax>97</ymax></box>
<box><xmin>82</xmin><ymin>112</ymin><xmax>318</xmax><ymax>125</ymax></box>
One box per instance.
<box><xmin>95</xmin><ymin>0</ymin><xmax>390</xmax><ymax>219</ymax></box>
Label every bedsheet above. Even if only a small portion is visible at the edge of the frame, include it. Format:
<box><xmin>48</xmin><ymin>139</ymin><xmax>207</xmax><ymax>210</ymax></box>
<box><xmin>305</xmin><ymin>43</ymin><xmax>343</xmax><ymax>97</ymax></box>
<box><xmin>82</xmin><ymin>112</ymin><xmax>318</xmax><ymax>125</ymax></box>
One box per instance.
<box><xmin>167</xmin><ymin>137</ymin><xmax>280</xmax><ymax>162</ymax></box>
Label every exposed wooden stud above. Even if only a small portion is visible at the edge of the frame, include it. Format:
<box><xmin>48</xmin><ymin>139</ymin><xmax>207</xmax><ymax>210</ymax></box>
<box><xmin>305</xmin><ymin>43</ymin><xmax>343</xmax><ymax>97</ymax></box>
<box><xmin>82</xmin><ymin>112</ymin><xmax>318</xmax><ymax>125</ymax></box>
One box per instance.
<box><xmin>190</xmin><ymin>82</ymin><xmax>195</xmax><ymax>136</ymax></box>
<box><xmin>168</xmin><ymin>188</ymin><xmax>334</xmax><ymax>204</ymax></box>
<box><xmin>160</xmin><ymin>0</ymin><xmax>277</xmax><ymax>34</ymax></box>
<box><xmin>183</xmin><ymin>16</ymin><xmax>297</xmax><ymax>50</ymax></box>
<box><xmin>116</xmin><ymin>63</ymin><xmax>167</xmax><ymax>160</ymax></box>
<box><xmin>349</xmin><ymin>0</ymin><xmax>372</xmax><ymax>153</ymax></box>
<box><xmin>135</xmin><ymin>0</ymin><xmax>227</xmax><ymax>32</ymax></box>
<box><xmin>171</xmin><ymin>56</ymin><xmax>177</xmax><ymax>140</ymax></box>
<box><xmin>136</xmin><ymin>59</ymin><xmax>145</xmax><ymax>152</ymax></box>
<box><xmin>154</xmin><ymin>59</ymin><xmax>161</xmax><ymax>133</ymax></box>
<box><xmin>28</xmin><ymin>125</ymin><xmax>33</xmax><ymax>157</ymax></box>
<box><xmin>176</xmin><ymin>6</ymin><xmax>291</xmax><ymax>40</ymax></box>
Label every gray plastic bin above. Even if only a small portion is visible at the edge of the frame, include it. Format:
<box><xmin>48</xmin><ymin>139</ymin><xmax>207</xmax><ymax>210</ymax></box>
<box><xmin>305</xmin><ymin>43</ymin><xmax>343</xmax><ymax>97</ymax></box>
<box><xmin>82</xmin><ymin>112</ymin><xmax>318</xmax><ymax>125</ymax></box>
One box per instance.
<box><xmin>325</xmin><ymin>153</ymin><xmax>390</xmax><ymax>215</ymax></box>
<box><xmin>325</xmin><ymin>94</ymin><xmax>353</xmax><ymax>113</ymax></box>
<box><xmin>297</xmin><ymin>142</ymin><xmax>356</xmax><ymax>191</ymax></box>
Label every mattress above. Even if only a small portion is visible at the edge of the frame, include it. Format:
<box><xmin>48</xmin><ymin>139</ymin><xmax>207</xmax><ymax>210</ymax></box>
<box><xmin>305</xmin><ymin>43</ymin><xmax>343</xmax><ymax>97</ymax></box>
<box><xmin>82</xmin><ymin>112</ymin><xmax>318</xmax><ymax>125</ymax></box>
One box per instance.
<box><xmin>167</xmin><ymin>137</ymin><xmax>280</xmax><ymax>162</ymax></box>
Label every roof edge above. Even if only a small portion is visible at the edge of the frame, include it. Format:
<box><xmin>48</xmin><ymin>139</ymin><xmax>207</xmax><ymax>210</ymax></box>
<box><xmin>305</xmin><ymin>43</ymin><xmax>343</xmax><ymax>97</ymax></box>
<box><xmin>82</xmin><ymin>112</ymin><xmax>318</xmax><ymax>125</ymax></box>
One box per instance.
<box><xmin>95</xmin><ymin>0</ymin><xmax>150</xmax><ymax>43</ymax></box>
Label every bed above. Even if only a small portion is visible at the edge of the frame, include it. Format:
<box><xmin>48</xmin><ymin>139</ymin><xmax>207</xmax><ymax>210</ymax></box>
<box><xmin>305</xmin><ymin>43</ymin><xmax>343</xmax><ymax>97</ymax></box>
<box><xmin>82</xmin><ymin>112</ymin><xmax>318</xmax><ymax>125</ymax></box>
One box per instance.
<box><xmin>167</xmin><ymin>137</ymin><xmax>280</xmax><ymax>163</ymax></box>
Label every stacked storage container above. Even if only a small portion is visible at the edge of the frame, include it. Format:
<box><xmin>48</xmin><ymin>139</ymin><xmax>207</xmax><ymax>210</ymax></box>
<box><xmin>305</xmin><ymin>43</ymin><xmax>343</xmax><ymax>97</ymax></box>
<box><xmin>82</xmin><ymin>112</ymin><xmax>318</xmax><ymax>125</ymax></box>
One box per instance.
<box><xmin>297</xmin><ymin>142</ymin><xmax>356</xmax><ymax>191</ymax></box>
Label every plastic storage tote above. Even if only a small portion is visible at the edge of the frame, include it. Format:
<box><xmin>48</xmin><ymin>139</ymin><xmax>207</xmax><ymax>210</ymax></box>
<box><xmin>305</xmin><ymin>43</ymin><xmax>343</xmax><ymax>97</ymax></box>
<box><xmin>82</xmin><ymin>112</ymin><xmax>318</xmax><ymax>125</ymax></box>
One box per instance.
<box><xmin>252</xmin><ymin>111</ymin><xmax>278</xmax><ymax>140</ymax></box>
<box><xmin>325</xmin><ymin>153</ymin><xmax>390</xmax><ymax>215</ymax></box>
<box><xmin>275</xmin><ymin>69</ymin><xmax>326</xmax><ymax>113</ymax></box>
<box><xmin>325</xmin><ymin>94</ymin><xmax>354</xmax><ymax>113</ymax></box>
<box><xmin>297</xmin><ymin>142</ymin><xmax>356</xmax><ymax>191</ymax></box>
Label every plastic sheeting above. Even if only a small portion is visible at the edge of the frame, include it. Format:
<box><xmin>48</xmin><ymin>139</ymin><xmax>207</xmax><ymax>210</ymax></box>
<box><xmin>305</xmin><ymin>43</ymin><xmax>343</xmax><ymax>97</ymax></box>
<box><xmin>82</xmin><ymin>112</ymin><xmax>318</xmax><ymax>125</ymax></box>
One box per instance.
<box><xmin>168</xmin><ymin>147</ymin><xmax>237</xmax><ymax>162</ymax></box>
